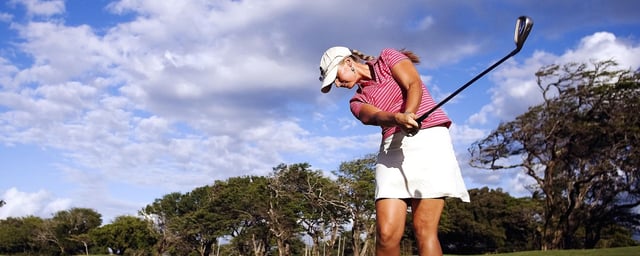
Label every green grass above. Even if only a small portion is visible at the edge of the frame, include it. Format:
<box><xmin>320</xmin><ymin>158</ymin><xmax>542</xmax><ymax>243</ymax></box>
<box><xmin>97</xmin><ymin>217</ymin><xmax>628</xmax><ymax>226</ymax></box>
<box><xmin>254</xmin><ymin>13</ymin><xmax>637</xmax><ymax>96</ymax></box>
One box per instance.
<box><xmin>446</xmin><ymin>246</ymin><xmax>640</xmax><ymax>256</ymax></box>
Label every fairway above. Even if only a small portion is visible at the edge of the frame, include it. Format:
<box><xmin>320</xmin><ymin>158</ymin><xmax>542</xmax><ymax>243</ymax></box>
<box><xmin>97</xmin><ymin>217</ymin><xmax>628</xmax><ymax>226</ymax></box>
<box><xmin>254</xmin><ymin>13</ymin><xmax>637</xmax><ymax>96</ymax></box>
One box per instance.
<box><xmin>446</xmin><ymin>246</ymin><xmax>639</xmax><ymax>256</ymax></box>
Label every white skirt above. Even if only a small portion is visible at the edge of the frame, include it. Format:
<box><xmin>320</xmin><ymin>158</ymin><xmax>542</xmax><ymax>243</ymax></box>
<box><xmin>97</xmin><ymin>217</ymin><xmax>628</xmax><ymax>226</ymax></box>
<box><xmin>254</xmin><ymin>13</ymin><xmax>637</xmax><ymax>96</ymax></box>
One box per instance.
<box><xmin>375</xmin><ymin>126</ymin><xmax>470</xmax><ymax>202</ymax></box>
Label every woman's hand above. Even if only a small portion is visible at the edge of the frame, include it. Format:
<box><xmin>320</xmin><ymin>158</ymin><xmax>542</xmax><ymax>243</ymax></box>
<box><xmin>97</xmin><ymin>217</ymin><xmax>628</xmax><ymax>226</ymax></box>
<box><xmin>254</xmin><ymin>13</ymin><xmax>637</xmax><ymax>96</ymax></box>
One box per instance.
<box><xmin>357</xmin><ymin>105</ymin><xmax>420</xmax><ymax>135</ymax></box>
<box><xmin>395</xmin><ymin>112</ymin><xmax>419</xmax><ymax>135</ymax></box>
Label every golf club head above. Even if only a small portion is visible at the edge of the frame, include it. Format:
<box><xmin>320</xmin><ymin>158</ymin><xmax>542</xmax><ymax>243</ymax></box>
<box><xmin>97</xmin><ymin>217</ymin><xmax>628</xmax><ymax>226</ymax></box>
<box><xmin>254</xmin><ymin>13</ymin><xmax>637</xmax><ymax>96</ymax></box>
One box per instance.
<box><xmin>514</xmin><ymin>16</ymin><xmax>533</xmax><ymax>53</ymax></box>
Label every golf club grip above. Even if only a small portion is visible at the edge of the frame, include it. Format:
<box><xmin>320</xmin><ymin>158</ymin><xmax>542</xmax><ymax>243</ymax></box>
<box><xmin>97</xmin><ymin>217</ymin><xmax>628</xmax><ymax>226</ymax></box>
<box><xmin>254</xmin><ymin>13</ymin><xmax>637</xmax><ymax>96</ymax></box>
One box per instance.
<box><xmin>415</xmin><ymin>49</ymin><xmax>518</xmax><ymax>125</ymax></box>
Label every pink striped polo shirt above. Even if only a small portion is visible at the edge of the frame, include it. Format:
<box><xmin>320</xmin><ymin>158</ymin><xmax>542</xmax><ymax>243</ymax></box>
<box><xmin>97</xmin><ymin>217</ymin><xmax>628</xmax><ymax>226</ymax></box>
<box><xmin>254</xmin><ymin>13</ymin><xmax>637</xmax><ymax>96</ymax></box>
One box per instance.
<box><xmin>350</xmin><ymin>48</ymin><xmax>451</xmax><ymax>139</ymax></box>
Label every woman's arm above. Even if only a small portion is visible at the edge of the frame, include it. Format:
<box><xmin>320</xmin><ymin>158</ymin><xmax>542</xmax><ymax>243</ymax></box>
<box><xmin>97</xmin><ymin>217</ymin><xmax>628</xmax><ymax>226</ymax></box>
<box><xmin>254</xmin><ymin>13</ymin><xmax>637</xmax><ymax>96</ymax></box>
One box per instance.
<box><xmin>356</xmin><ymin>58</ymin><xmax>422</xmax><ymax>132</ymax></box>
<box><xmin>391</xmin><ymin>58</ymin><xmax>423</xmax><ymax>115</ymax></box>
<box><xmin>357</xmin><ymin>103</ymin><xmax>417</xmax><ymax>130</ymax></box>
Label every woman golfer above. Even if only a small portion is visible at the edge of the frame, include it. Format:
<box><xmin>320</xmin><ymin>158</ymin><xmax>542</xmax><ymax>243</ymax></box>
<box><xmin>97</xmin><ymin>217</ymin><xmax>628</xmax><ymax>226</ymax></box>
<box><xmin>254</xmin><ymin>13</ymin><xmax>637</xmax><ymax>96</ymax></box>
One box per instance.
<box><xmin>318</xmin><ymin>46</ymin><xmax>469</xmax><ymax>256</ymax></box>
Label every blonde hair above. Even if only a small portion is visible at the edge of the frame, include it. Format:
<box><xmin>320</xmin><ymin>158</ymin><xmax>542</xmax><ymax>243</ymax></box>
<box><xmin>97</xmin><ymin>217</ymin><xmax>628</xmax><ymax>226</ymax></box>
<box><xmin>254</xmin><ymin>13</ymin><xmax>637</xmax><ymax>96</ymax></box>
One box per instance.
<box><xmin>349</xmin><ymin>48</ymin><xmax>421</xmax><ymax>64</ymax></box>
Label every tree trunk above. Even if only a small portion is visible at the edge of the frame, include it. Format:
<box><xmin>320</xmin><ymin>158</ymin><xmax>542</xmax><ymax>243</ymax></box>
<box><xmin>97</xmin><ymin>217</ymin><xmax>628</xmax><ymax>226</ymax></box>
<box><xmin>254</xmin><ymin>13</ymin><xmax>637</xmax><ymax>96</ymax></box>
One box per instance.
<box><xmin>277</xmin><ymin>239</ymin><xmax>285</xmax><ymax>256</ymax></box>
<box><xmin>200</xmin><ymin>241</ymin><xmax>213</xmax><ymax>256</ymax></box>
<box><xmin>252</xmin><ymin>234</ymin><xmax>266</xmax><ymax>256</ymax></box>
<box><xmin>82</xmin><ymin>241</ymin><xmax>89</xmax><ymax>255</ymax></box>
<box><xmin>351</xmin><ymin>225</ymin><xmax>360</xmax><ymax>256</ymax></box>
<box><xmin>584</xmin><ymin>225</ymin><xmax>601</xmax><ymax>249</ymax></box>
<box><xmin>359</xmin><ymin>222</ymin><xmax>376</xmax><ymax>256</ymax></box>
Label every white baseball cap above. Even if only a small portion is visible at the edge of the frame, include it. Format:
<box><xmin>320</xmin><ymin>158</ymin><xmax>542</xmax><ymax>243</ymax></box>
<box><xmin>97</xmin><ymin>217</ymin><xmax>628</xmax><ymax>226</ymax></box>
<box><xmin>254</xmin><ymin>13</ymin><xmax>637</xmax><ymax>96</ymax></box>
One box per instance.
<box><xmin>319</xmin><ymin>46</ymin><xmax>351</xmax><ymax>93</ymax></box>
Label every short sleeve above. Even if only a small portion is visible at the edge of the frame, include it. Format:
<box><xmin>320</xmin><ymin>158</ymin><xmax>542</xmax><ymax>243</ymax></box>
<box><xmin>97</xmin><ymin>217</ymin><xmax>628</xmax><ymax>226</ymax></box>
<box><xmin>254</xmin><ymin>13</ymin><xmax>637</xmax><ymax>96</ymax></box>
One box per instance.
<box><xmin>379</xmin><ymin>48</ymin><xmax>408</xmax><ymax>69</ymax></box>
<box><xmin>350</xmin><ymin>99</ymin><xmax>364</xmax><ymax>119</ymax></box>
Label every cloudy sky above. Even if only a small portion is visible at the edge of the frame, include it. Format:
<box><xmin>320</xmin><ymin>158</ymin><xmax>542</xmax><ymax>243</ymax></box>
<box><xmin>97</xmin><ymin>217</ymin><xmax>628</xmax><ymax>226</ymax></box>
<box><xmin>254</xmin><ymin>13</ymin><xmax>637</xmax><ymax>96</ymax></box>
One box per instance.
<box><xmin>1</xmin><ymin>0</ymin><xmax>639</xmax><ymax>223</ymax></box>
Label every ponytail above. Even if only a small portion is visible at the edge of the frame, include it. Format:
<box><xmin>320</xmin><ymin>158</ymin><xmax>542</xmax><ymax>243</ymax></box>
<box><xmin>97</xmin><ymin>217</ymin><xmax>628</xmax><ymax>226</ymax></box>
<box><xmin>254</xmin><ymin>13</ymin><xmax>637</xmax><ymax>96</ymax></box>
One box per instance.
<box><xmin>399</xmin><ymin>48</ymin><xmax>421</xmax><ymax>64</ymax></box>
<box><xmin>350</xmin><ymin>49</ymin><xmax>376</xmax><ymax>62</ymax></box>
<box><xmin>349</xmin><ymin>48</ymin><xmax>421</xmax><ymax>64</ymax></box>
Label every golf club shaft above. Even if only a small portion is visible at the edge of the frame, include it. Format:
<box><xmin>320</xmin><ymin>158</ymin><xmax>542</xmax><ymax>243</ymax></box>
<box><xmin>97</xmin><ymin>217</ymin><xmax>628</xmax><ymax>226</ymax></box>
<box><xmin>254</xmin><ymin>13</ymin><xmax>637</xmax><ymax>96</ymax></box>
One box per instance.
<box><xmin>415</xmin><ymin>49</ymin><xmax>518</xmax><ymax>124</ymax></box>
<box><xmin>414</xmin><ymin>16</ymin><xmax>533</xmax><ymax>127</ymax></box>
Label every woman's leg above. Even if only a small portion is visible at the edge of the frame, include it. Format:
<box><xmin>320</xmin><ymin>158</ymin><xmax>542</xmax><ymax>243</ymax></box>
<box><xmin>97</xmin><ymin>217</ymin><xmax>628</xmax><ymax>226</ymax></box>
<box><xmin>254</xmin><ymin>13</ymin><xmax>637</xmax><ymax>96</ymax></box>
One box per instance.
<box><xmin>411</xmin><ymin>198</ymin><xmax>445</xmax><ymax>256</ymax></box>
<box><xmin>375</xmin><ymin>198</ymin><xmax>408</xmax><ymax>256</ymax></box>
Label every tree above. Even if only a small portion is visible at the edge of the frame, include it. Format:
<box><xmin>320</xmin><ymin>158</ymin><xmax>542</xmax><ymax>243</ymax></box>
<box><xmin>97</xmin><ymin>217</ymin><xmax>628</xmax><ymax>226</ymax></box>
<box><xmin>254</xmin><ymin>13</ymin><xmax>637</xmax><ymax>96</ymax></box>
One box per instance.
<box><xmin>34</xmin><ymin>208</ymin><xmax>102</xmax><ymax>255</ymax></box>
<box><xmin>68</xmin><ymin>233</ymin><xmax>93</xmax><ymax>256</ymax></box>
<box><xmin>440</xmin><ymin>187</ymin><xmax>542</xmax><ymax>254</ymax></box>
<box><xmin>34</xmin><ymin>218</ymin><xmax>66</xmax><ymax>254</ymax></box>
<box><xmin>292</xmin><ymin>164</ymin><xmax>350</xmax><ymax>256</ymax></box>
<box><xmin>141</xmin><ymin>186</ymin><xmax>225</xmax><ymax>256</ymax></box>
<box><xmin>140</xmin><ymin>192</ymin><xmax>186</xmax><ymax>255</ymax></box>
<box><xmin>267</xmin><ymin>163</ymin><xmax>310</xmax><ymax>256</ymax></box>
<box><xmin>0</xmin><ymin>216</ymin><xmax>45</xmax><ymax>254</ymax></box>
<box><xmin>469</xmin><ymin>60</ymin><xmax>640</xmax><ymax>250</ymax></box>
<box><xmin>55</xmin><ymin>208</ymin><xmax>102</xmax><ymax>254</ymax></box>
<box><xmin>90</xmin><ymin>215</ymin><xmax>157</xmax><ymax>255</ymax></box>
<box><xmin>170</xmin><ymin>186</ymin><xmax>224</xmax><ymax>256</ymax></box>
<box><xmin>210</xmin><ymin>176</ymin><xmax>271</xmax><ymax>256</ymax></box>
<box><xmin>332</xmin><ymin>154</ymin><xmax>377</xmax><ymax>256</ymax></box>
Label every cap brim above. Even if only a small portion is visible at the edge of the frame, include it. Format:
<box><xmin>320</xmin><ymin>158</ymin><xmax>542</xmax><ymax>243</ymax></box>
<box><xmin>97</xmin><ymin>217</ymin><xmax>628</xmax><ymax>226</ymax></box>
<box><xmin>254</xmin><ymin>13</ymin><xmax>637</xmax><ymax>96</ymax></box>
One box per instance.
<box><xmin>320</xmin><ymin>65</ymin><xmax>338</xmax><ymax>93</ymax></box>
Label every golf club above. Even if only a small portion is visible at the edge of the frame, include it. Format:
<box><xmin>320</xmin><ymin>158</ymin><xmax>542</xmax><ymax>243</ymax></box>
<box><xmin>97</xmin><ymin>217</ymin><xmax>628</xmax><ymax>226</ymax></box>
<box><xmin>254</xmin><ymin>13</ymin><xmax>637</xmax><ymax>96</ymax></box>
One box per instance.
<box><xmin>412</xmin><ymin>16</ymin><xmax>533</xmax><ymax>132</ymax></box>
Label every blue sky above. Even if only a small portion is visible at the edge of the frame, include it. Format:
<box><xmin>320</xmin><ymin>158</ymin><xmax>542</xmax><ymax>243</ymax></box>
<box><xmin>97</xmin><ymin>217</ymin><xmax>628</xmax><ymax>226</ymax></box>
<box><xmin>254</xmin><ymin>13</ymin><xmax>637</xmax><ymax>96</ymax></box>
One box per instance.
<box><xmin>1</xmin><ymin>0</ymin><xmax>639</xmax><ymax>223</ymax></box>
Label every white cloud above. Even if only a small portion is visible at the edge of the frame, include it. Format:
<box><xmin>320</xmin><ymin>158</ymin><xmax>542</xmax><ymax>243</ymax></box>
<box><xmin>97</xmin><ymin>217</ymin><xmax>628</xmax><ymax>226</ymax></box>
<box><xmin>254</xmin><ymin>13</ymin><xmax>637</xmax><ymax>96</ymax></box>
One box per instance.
<box><xmin>0</xmin><ymin>187</ymin><xmax>71</xmax><ymax>219</ymax></box>
<box><xmin>564</xmin><ymin>32</ymin><xmax>640</xmax><ymax>68</ymax></box>
<box><xmin>0</xmin><ymin>0</ymin><xmax>639</xmax><ymax>221</ymax></box>
<box><xmin>415</xmin><ymin>16</ymin><xmax>434</xmax><ymax>31</ymax></box>
<box><xmin>450</xmin><ymin>123</ymin><xmax>486</xmax><ymax>146</ymax></box>
<box><xmin>0</xmin><ymin>57</ymin><xmax>19</xmax><ymax>89</ymax></box>
<box><xmin>9</xmin><ymin>0</ymin><xmax>65</xmax><ymax>17</ymax></box>
<box><xmin>13</xmin><ymin>22</ymin><xmax>112</xmax><ymax>85</ymax></box>
<box><xmin>0</xmin><ymin>12</ymin><xmax>12</xmax><ymax>23</ymax></box>
<box><xmin>471</xmin><ymin>32</ymin><xmax>640</xmax><ymax>124</ymax></box>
